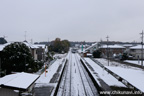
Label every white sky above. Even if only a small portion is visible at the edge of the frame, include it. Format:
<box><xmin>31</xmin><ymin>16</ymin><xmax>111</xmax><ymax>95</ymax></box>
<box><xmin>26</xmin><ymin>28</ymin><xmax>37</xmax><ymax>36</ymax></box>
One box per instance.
<box><xmin>0</xmin><ymin>0</ymin><xmax>144</xmax><ymax>42</ymax></box>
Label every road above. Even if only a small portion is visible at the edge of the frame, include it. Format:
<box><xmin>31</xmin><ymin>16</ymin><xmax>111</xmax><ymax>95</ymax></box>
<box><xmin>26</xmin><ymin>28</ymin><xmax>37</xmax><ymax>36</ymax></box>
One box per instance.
<box><xmin>56</xmin><ymin>52</ymin><xmax>99</xmax><ymax>96</ymax></box>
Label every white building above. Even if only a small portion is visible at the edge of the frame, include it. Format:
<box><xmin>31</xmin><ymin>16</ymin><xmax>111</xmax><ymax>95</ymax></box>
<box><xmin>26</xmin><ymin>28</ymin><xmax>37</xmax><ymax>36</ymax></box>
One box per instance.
<box><xmin>0</xmin><ymin>72</ymin><xmax>39</xmax><ymax>96</ymax></box>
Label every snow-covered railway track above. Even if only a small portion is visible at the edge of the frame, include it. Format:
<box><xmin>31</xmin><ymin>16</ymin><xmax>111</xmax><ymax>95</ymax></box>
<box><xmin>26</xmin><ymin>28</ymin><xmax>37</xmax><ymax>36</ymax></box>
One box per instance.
<box><xmin>56</xmin><ymin>51</ymin><xmax>72</xmax><ymax>96</ymax></box>
<box><xmin>56</xmin><ymin>52</ymin><xmax>99</xmax><ymax>96</ymax></box>
<box><xmin>74</xmin><ymin>54</ymin><xmax>99</xmax><ymax>96</ymax></box>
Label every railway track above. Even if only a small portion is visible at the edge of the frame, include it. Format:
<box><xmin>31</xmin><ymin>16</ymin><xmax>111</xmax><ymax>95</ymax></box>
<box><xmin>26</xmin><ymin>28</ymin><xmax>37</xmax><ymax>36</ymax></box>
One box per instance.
<box><xmin>56</xmin><ymin>52</ymin><xmax>99</xmax><ymax>96</ymax></box>
<box><xmin>75</xmin><ymin>54</ymin><xmax>99</xmax><ymax>96</ymax></box>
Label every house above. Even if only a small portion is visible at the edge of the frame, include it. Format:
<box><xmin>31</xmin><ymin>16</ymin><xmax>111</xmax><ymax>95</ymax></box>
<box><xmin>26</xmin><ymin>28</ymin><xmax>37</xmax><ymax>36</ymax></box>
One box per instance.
<box><xmin>99</xmin><ymin>45</ymin><xmax>126</xmax><ymax>58</ymax></box>
<box><xmin>23</xmin><ymin>41</ymin><xmax>38</xmax><ymax>61</ymax></box>
<box><xmin>0</xmin><ymin>72</ymin><xmax>39</xmax><ymax>96</ymax></box>
<box><xmin>129</xmin><ymin>45</ymin><xmax>144</xmax><ymax>59</ymax></box>
<box><xmin>33</xmin><ymin>44</ymin><xmax>47</xmax><ymax>61</ymax></box>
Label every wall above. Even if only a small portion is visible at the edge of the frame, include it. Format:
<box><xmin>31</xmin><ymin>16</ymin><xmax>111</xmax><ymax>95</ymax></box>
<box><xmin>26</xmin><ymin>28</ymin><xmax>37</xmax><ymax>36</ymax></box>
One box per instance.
<box><xmin>0</xmin><ymin>88</ymin><xmax>19</xmax><ymax>96</ymax></box>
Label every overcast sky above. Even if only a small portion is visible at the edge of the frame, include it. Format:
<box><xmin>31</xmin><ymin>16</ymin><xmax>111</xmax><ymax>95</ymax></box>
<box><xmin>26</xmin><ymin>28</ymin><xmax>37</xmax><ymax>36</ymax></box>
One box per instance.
<box><xmin>0</xmin><ymin>0</ymin><xmax>144</xmax><ymax>42</ymax></box>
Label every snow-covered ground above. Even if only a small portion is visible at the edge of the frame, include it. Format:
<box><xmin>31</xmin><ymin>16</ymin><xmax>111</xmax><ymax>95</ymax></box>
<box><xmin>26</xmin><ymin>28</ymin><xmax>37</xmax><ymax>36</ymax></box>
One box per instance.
<box><xmin>124</xmin><ymin>60</ymin><xmax>142</xmax><ymax>66</ymax></box>
<box><xmin>95</xmin><ymin>58</ymin><xmax>144</xmax><ymax>92</ymax></box>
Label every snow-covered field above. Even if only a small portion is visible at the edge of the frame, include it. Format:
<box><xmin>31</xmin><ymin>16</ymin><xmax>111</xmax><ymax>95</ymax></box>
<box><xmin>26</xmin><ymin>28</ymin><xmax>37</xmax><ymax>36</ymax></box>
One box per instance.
<box><xmin>95</xmin><ymin>58</ymin><xmax>144</xmax><ymax>92</ymax></box>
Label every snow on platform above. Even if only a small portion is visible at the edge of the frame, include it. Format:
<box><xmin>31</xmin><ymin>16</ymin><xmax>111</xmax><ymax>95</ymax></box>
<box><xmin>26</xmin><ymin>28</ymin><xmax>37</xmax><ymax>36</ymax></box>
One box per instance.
<box><xmin>96</xmin><ymin>58</ymin><xmax>144</xmax><ymax>92</ymax></box>
<box><xmin>36</xmin><ymin>58</ymin><xmax>65</xmax><ymax>85</ymax></box>
<box><xmin>0</xmin><ymin>72</ymin><xmax>39</xmax><ymax>89</ymax></box>
<box><xmin>84</xmin><ymin>58</ymin><xmax>126</xmax><ymax>87</ymax></box>
<box><xmin>106</xmin><ymin>66</ymin><xmax>144</xmax><ymax>92</ymax></box>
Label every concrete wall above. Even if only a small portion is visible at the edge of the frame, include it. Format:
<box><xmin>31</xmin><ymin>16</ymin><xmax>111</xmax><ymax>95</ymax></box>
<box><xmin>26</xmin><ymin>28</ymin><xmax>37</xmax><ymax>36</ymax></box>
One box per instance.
<box><xmin>0</xmin><ymin>88</ymin><xmax>19</xmax><ymax>96</ymax></box>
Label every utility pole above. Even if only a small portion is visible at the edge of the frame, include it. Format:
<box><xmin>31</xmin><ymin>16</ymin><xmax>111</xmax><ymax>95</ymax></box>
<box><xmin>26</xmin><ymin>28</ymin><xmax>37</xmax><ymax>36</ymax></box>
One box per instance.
<box><xmin>0</xmin><ymin>57</ymin><xmax>1</xmax><ymax>77</ymax></box>
<box><xmin>140</xmin><ymin>30</ymin><xmax>144</xmax><ymax>67</ymax></box>
<box><xmin>106</xmin><ymin>36</ymin><xmax>109</xmax><ymax>66</ymax></box>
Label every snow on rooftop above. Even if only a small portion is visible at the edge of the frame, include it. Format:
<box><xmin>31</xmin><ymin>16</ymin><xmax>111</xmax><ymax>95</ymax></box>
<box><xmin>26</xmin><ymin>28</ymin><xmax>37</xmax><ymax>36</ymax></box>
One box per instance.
<box><xmin>23</xmin><ymin>42</ymin><xmax>38</xmax><ymax>49</ymax></box>
<box><xmin>0</xmin><ymin>42</ymin><xmax>39</xmax><ymax>50</ymax></box>
<box><xmin>130</xmin><ymin>45</ymin><xmax>142</xmax><ymax>49</ymax></box>
<box><xmin>122</xmin><ymin>44</ymin><xmax>134</xmax><ymax>47</ymax></box>
<box><xmin>0</xmin><ymin>45</ymin><xmax>5</xmax><ymax>51</ymax></box>
<box><xmin>33</xmin><ymin>44</ymin><xmax>45</xmax><ymax>49</ymax></box>
<box><xmin>0</xmin><ymin>72</ymin><xmax>39</xmax><ymax>89</ymax></box>
<box><xmin>101</xmin><ymin>45</ymin><xmax>125</xmax><ymax>49</ymax></box>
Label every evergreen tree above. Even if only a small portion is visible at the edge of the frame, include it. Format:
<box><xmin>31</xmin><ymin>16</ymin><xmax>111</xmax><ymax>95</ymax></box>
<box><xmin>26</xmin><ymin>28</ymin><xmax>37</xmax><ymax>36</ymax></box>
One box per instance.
<box><xmin>93</xmin><ymin>50</ymin><xmax>101</xmax><ymax>58</ymax></box>
<box><xmin>121</xmin><ymin>52</ymin><xmax>128</xmax><ymax>60</ymax></box>
<box><xmin>2</xmin><ymin>42</ymin><xmax>34</xmax><ymax>74</ymax></box>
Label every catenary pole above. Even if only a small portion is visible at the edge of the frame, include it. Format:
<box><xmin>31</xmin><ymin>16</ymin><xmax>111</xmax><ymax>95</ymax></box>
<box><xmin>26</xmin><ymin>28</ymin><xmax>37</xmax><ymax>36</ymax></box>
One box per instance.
<box><xmin>140</xmin><ymin>30</ymin><xmax>144</xmax><ymax>67</ymax></box>
<box><xmin>106</xmin><ymin>36</ymin><xmax>109</xmax><ymax>66</ymax></box>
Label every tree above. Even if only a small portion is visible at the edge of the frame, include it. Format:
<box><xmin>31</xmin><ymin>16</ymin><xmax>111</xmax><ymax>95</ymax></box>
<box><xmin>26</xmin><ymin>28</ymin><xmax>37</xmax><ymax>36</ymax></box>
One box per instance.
<box><xmin>2</xmin><ymin>42</ymin><xmax>36</xmax><ymax>74</ymax></box>
<box><xmin>121</xmin><ymin>52</ymin><xmax>128</xmax><ymax>60</ymax></box>
<box><xmin>61</xmin><ymin>40</ymin><xmax>70</xmax><ymax>53</ymax></box>
<box><xmin>93</xmin><ymin>50</ymin><xmax>101</xmax><ymax>58</ymax></box>
<box><xmin>49</xmin><ymin>38</ymin><xmax>70</xmax><ymax>53</ymax></box>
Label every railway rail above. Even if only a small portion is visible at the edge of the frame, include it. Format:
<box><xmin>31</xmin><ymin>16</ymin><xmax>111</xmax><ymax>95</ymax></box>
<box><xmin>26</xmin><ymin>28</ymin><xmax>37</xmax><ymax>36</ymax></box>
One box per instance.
<box><xmin>56</xmin><ymin>52</ymin><xmax>99</xmax><ymax>96</ymax></box>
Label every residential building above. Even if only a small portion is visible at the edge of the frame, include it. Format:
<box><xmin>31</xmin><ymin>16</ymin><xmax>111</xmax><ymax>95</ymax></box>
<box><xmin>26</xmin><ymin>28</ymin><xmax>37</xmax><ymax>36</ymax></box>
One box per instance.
<box><xmin>33</xmin><ymin>44</ymin><xmax>47</xmax><ymax>61</ymax></box>
<box><xmin>99</xmin><ymin>45</ymin><xmax>126</xmax><ymax>58</ymax></box>
<box><xmin>23</xmin><ymin>41</ymin><xmax>38</xmax><ymax>60</ymax></box>
<box><xmin>129</xmin><ymin>45</ymin><xmax>144</xmax><ymax>59</ymax></box>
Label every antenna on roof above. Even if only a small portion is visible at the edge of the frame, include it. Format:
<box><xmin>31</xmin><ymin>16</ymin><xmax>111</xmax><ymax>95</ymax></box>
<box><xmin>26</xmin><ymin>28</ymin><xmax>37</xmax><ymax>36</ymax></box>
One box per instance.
<box><xmin>3</xmin><ymin>35</ymin><xmax>8</xmax><ymax>38</ymax></box>
<box><xmin>31</xmin><ymin>39</ymin><xmax>33</xmax><ymax>44</ymax></box>
<box><xmin>24</xmin><ymin>31</ymin><xmax>27</xmax><ymax>41</ymax></box>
